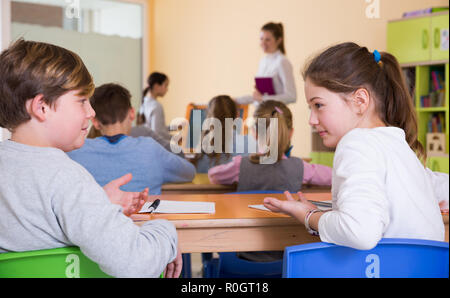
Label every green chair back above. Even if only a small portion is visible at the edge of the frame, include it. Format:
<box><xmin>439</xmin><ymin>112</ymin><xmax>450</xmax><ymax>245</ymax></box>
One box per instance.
<box><xmin>0</xmin><ymin>246</ymin><xmax>111</xmax><ymax>278</ymax></box>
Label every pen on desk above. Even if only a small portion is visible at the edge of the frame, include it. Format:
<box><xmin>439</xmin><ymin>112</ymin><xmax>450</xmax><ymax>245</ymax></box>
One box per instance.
<box><xmin>148</xmin><ymin>199</ymin><xmax>160</xmax><ymax>214</ymax></box>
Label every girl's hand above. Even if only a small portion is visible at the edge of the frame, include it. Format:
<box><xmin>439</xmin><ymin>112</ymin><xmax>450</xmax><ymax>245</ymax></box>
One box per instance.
<box><xmin>253</xmin><ymin>88</ymin><xmax>263</xmax><ymax>102</ymax></box>
<box><xmin>263</xmin><ymin>191</ymin><xmax>318</xmax><ymax>224</ymax></box>
<box><xmin>103</xmin><ymin>173</ymin><xmax>148</xmax><ymax>216</ymax></box>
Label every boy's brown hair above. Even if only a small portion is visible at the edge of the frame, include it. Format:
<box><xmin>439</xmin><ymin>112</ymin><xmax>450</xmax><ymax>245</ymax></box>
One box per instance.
<box><xmin>90</xmin><ymin>83</ymin><xmax>132</xmax><ymax>125</ymax></box>
<box><xmin>0</xmin><ymin>39</ymin><xmax>94</xmax><ymax>131</ymax></box>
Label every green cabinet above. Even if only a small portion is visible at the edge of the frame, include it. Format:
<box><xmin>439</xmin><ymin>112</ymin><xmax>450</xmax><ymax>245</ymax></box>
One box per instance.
<box><xmin>309</xmin><ymin>152</ymin><xmax>334</xmax><ymax>168</ymax></box>
<box><xmin>387</xmin><ymin>17</ymin><xmax>431</xmax><ymax>64</ymax></box>
<box><xmin>387</xmin><ymin>12</ymin><xmax>449</xmax><ymax>174</ymax></box>
<box><xmin>431</xmin><ymin>14</ymin><xmax>450</xmax><ymax>61</ymax></box>
<box><xmin>387</xmin><ymin>12</ymin><xmax>449</xmax><ymax>64</ymax></box>
<box><xmin>427</xmin><ymin>156</ymin><xmax>449</xmax><ymax>173</ymax></box>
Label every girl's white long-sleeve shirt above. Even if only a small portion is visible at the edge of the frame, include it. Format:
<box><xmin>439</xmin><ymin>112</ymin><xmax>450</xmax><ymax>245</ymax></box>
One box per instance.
<box><xmin>318</xmin><ymin>127</ymin><xmax>446</xmax><ymax>250</ymax></box>
<box><xmin>140</xmin><ymin>96</ymin><xmax>171</xmax><ymax>141</ymax></box>
<box><xmin>236</xmin><ymin>50</ymin><xmax>297</xmax><ymax>105</ymax></box>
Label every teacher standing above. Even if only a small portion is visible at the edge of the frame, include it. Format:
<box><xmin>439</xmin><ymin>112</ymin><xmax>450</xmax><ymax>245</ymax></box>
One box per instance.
<box><xmin>236</xmin><ymin>22</ymin><xmax>297</xmax><ymax>105</ymax></box>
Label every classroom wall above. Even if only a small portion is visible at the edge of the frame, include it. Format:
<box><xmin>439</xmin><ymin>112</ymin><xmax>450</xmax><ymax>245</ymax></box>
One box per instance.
<box><xmin>11</xmin><ymin>22</ymin><xmax>142</xmax><ymax>112</ymax></box>
<box><xmin>0</xmin><ymin>0</ymin><xmax>11</xmax><ymax>141</ymax></box>
<box><xmin>148</xmin><ymin>0</ymin><xmax>448</xmax><ymax>158</ymax></box>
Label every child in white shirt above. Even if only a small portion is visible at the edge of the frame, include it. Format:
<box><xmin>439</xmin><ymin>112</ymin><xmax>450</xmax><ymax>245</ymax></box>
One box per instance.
<box><xmin>137</xmin><ymin>72</ymin><xmax>171</xmax><ymax>141</ymax></box>
<box><xmin>264</xmin><ymin>43</ymin><xmax>447</xmax><ymax>250</ymax></box>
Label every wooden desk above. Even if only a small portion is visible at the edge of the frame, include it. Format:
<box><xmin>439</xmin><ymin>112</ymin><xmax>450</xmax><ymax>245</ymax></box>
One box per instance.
<box><xmin>133</xmin><ymin>193</ymin><xmax>449</xmax><ymax>253</ymax></box>
<box><xmin>161</xmin><ymin>173</ymin><xmax>331</xmax><ymax>194</ymax></box>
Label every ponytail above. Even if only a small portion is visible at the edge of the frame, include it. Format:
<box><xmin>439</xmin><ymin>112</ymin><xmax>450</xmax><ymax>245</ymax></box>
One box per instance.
<box><xmin>142</xmin><ymin>86</ymin><xmax>150</xmax><ymax>102</ymax></box>
<box><xmin>377</xmin><ymin>53</ymin><xmax>426</xmax><ymax>162</ymax></box>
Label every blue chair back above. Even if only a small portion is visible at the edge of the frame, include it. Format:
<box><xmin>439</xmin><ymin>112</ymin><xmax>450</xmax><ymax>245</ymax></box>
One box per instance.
<box><xmin>283</xmin><ymin>238</ymin><xmax>449</xmax><ymax>278</ymax></box>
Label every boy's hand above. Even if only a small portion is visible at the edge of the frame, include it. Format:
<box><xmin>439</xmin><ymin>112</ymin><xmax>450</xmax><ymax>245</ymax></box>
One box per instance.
<box><xmin>263</xmin><ymin>191</ymin><xmax>317</xmax><ymax>224</ymax></box>
<box><xmin>103</xmin><ymin>173</ymin><xmax>148</xmax><ymax>216</ymax></box>
<box><xmin>164</xmin><ymin>243</ymin><xmax>183</xmax><ymax>278</ymax></box>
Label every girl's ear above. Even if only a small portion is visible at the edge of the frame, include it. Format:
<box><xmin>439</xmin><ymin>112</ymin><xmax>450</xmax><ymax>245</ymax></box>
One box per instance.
<box><xmin>352</xmin><ymin>88</ymin><xmax>371</xmax><ymax>115</ymax></box>
<box><xmin>27</xmin><ymin>94</ymin><xmax>48</xmax><ymax>122</ymax></box>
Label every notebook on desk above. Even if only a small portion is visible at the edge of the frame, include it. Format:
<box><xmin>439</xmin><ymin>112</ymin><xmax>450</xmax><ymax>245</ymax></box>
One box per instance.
<box><xmin>255</xmin><ymin>77</ymin><xmax>275</xmax><ymax>95</ymax></box>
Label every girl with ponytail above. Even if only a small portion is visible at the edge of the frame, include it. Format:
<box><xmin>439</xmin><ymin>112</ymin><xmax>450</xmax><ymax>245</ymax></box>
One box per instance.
<box><xmin>264</xmin><ymin>42</ymin><xmax>448</xmax><ymax>250</ymax></box>
<box><xmin>136</xmin><ymin>72</ymin><xmax>171</xmax><ymax>141</ymax></box>
<box><xmin>209</xmin><ymin>100</ymin><xmax>332</xmax><ymax>262</ymax></box>
<box><xmin>208</xmin><ymin>100</ymin><xmax>332</xmax><ymax>193</ymax></box>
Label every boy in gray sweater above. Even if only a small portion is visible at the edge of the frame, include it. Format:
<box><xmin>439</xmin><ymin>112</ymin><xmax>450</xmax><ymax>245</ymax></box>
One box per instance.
<box><xmin>0</xmin><ymin>39</ymin><xmax>181</xmax><ymax>278</ymax></box>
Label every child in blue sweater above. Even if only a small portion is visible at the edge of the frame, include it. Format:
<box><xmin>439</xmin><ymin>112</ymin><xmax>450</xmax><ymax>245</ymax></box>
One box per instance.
<box><xmin>68</xmin><ymin>83</ymin><xmax>196</xmax><ymax>194</ymax></box>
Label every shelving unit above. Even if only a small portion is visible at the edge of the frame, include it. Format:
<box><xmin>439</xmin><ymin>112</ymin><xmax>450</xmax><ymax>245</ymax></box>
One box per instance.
<box><xmin>388</xmin><ymin>10</ymin><xmax>449</xmax><ymax>173</ymax></box>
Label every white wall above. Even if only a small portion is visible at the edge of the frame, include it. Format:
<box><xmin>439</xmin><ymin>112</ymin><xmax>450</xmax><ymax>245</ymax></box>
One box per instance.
<box><xmin>1</xmin><ymin>0</ymin><xmax>12</xmax><ymax>141</ymax></box>
<box><xmin>95</xmin><ymin>4</ymin><xmax>142</xmax><ymax>38</ymax></box>
<box><xmin>11</xmin><ymin>22</ymin><xmax>143</xmax><ymax>110</ymax></box>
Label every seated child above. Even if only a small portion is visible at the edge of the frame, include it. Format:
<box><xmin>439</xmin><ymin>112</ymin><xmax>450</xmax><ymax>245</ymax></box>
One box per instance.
<box><xmin>136</xmin><ymin>72</ymin><xmax>171</xmax><ymax>141</ymax></box>
<box><xmin>264</xmin><ymin>43</ymin><xmax>447</xmax><ymax>250</ymax></box>
<box><xmin>208</xmin><ymin>100</ymin><xmax>332</xmax><ymax>192</ymax></box>
<box><xmin>194</xmin><ymin>95</ymin><xmax>257</xmax><ymax>173</ymax></box>
<box><xmin>208</xmin><ymin>100</ymin><xmax>332</xmax><ymax>262</ymax></box>
<box><xmin>67</xmin><ymin>83</ymin><xmax>196</xmax><ymax>194</ymax></box>
<box><xmin>0</xmin><ymin>39</ymin><xmax>181</xmax><ymax>277</ymax></box>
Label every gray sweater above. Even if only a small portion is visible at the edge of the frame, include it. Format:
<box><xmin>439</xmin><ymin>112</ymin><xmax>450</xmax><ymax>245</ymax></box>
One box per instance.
<box><xmin>0</xmin><ymin>140</ymin><xmax>177</xmax><ymax>277</ymax></box>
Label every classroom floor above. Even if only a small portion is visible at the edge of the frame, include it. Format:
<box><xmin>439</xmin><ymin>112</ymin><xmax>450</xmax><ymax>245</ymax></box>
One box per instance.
<box><xmin>188</xmin><ymin>252</ymin><xmax>220</xmax><ymax>278</ymax></box>
<box><xmin>191</xmin><ymin>253</ymin><xmax>203</xmax><ymax>278</ymax></box>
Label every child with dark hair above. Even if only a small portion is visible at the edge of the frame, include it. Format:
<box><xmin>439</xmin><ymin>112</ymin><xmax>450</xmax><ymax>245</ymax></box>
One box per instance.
<box><xmin>136</xmin><ymin>72</ymin><xmax>171</xmax><ymax>140</ymax></box>
<box><xmin>68</xmin><ymin>83</ymin><xmax>195</xmax><ymax>194</ymax></box>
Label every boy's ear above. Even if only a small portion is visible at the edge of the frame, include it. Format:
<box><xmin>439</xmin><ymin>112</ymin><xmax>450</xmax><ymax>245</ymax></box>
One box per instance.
<box><xmin>28</xmin><ymin>94</ymin><xmax>48</xmax><ymax>122</ymax></box>
<box><xmin>91</xmin><ymin>118</ymin><xmax>102</xmax><ymax>130</ymax></box>
<box><xmin>129</xmin><ymin>107</ymin><xmax>136</xmax><ymax>121</ymax></box>
<box><xmin>352</xmin><ymin>88</ymin><xmax>370</xmax><ymax>115</ymax></box>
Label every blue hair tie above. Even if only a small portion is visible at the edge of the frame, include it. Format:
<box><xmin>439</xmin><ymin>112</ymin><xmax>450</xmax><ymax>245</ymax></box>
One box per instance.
<box><xmin>373</xmin><ymin>50</ymin><xmax>381</xmax><ymax>63</ymax></box>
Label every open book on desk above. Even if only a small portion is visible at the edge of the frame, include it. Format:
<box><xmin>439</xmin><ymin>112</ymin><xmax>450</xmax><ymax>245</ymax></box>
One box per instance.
<box><xmin>139</xmin><ymin>200</ymin><xmax>215</xmax><ymax>214</ymax></box>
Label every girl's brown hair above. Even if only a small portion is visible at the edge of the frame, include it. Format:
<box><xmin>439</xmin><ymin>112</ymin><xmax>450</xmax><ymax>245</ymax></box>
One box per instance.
<box><xmin>201</xmin><ymin>95</ymin><xmax>238</xmax><ymax>165</ymax></box>
<box><xmin>303</xmin><ymin>42</ymin><xmax>425</xmax><ymax>162</ymax></box>
<box><xmin>250</xmin><ymin>100</ymin><xmax>293</xmax><ymax>164</ymax></box>
<box><xmin>261</xmin><ymin>22</ymin><xmax>286</xmax><ymax>55</ymax></box>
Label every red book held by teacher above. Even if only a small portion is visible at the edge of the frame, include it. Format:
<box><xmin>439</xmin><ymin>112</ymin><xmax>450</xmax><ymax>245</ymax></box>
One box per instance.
<box><xmin>255</xmin><ymin>77</ymin><xmax>275</xmax><ymax>95</ymax></box>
